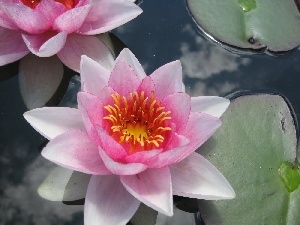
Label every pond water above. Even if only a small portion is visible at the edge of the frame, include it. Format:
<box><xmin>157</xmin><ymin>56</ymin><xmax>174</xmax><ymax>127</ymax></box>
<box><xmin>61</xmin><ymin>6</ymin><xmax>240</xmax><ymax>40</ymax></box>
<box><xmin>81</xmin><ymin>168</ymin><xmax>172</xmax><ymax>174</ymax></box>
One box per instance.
<box><xmin>1</xmin><ymin>0</ymin><xmax>300</xmax><ymax>224</ymax></box>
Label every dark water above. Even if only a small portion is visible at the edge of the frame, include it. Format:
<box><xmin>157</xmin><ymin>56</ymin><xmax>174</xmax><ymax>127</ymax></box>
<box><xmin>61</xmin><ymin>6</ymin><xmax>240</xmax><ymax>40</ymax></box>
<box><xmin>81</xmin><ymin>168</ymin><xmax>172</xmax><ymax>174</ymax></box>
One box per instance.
<box><xmin>1</xmin><ymin>0</ymin><xmax>300</xmax><ymax>224</ymax></box>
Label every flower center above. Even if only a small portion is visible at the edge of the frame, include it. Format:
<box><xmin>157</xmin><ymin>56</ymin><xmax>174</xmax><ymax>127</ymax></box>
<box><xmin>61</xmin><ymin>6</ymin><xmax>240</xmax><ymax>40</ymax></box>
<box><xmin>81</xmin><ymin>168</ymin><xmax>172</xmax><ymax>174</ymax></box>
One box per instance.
<box><xmin>104</xmin><ymin>91</ymin><xmax>172</xmax><ymax>153</ymax></box>
<box><xmin>55</xmin><ymin>0</ymin><xmax>76</xmax><ymax>8</ymax></box>
<box><xmin>21</xmin><ymin>0</ymin><xmax>40</xmax><ymax>8</ymax></box>
<box><xmin>21</xmin><ymin>0</ymin><xmax>76</xmax><ymax>9</ymax></box>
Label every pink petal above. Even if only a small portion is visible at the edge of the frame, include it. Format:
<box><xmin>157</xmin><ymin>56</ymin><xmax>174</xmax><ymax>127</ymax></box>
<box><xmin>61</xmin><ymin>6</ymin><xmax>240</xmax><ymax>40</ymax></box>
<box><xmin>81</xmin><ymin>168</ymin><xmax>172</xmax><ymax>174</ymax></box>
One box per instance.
<box><xmin>85</xmin><ymin>175</ymin><xmax>140</xmax><ymax>225</ymax></box>
<box><xmin>22</xmin><ymin>31</ymin><xmax>67</xmax><ymax>57</ymax></box>
<box><xmin>137</xmin><ymin>76</ymin><xmax>156</xmax><ymax>97</ymax></box>
<box><xmin>77</xmin><ymin>92</ymin><xmax>103</xmax><ymax>142</ymax></box>
<box><xmin>170</xmin><ymin>152</ymin><xmax>235</xmax><ymax>200</ymax></box>
<box><xmin>99</xmin><ymin>86</ymin><xmax>115</xmax><ymax>107</ymax></box>
<box><xmin>0</xmin><ymin>8</ymin><xmax>18</xmax><ymax>30</ymax></box>
<box><xmin>78</xmin><ymin>0</ymin><xmax>142</xmax><ymax>35</ymax></box>
<box><xmin>124</xmin><ymin>149</ymin><xmax>162</xmax><ymax>164</ymax></box>
<box><xmin>19</xmin><ymin>55</ymin><xmax>63</xmax><ymax>109</ymax></box>
<box><xmin>144</xmin><ymin>134</ymin><xmax>190</xmax><ymax>168</ymax></box>
<box><xmin>96</xmin><ymin>126</ymin><xmax>128</xmax><ymax>160</ymax></box>
<box><xmin>42</xmin><ymin>130</ymin><xmax>111</xmax><ymax>175</ymax></box>
<box><xmin>24</xmin><ymin>107</ymin><xmax>85</xmax><ymax>140</ymax></box>
<box><xmin>37</xmin><ymin>0</ymin><xmax>66</xmax><ymax>22</ymax></box>
<box><xmin>53</xmin><ymin>4</ymin><xmax>91</xmax><ymax>33</ymax></box>
<box><xmin>0</xmin><ymin>2</ymin><xmax>50</xmax><ymax>33</ymax></box>
<box><xmin>75</xmin><ymin>0</ymin><xmax>91</xmax><ymax>7</ymax></box>
<box><xmin>0</xmin><ymin>28</ymin><xmax>29</xmax><ymax>66</ymax></box>
<box><xmin>120</xmin><ymin>167</ymin><xmax>173</xmax><ymax>216</ymax></box>
<box><xmin>191</xmin><ymin>96</ymin><xmax>230</xmax><ymax>118</ymax></box>
<box><xmin>99</xmin><ymin>147</ymin><xmax>148</xmax><ymax>175</ymax></box>
<box><xmin>149</xmin><ymin>60</ymin><xmax>183</xmax><ymax>100</ymax></box>
<box><xmin>80</xmin><ymin>55</ymin><xmax>110</xmax><ymax>96</ymax></box>
<box><xmin>178</xmin><ymin>112</ymin><xmax>222</xmax><ymax>162</ymax></box>
<box><xmin>162</xmin><ymin>92</ymin><xmax>191</xmax><ymax>133</ymax></box>
<box><xmin>115</xmin><ymin>48</ymin><xmax>146</xmax><ymax>81</ymax></box>
<box><xmin>108</xmin><ymin>60</ymin><xmax>140</xmax><ymax>97</ymax></box>
<box><xmin>57</xmin><ymin>34</ymin><xmax>114</xmax><ymax>72</ymax></box>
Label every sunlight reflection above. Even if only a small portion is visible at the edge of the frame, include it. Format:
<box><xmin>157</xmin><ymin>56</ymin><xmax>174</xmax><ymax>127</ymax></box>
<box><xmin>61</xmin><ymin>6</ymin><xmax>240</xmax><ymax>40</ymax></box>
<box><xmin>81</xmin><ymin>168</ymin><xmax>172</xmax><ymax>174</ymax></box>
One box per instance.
<box><xmin>0</xmin><ymin>147</ymin><xmax>82</xmax><ymax>224</ymax></box>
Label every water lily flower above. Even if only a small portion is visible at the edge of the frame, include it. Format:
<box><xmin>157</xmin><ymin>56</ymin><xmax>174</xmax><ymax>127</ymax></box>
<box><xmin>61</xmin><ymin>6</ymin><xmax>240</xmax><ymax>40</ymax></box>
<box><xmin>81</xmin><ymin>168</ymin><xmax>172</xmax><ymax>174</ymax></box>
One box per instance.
<box><xmin>0</xmin><ymin>0</ymin><xmax>142</xmax><ymax>109</ymax></box>
<box><xmin>24</xmin><ymin>49</ymin><xmax>235</xmax><ymax>225</ymax></box>
<box><xmin>0</xmin><ymin>0</ymin><xmax>142</xmax><ymax>71</ymax></box>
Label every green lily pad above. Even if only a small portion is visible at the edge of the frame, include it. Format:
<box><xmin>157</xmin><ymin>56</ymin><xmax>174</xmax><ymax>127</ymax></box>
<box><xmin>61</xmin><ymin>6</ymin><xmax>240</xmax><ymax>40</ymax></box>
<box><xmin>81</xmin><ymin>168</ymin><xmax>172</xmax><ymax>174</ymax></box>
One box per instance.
<box><xmin>187</xmin><ymin>0</ymin><xmax>300</xmax><ymax>52</ymax></box>
<box><xmin>278</xmin><ymin>161</ymin><xmax>300</xmax><ymax>192</ymax></box>
<box><xmin>197</xmin><ymin>94</ymin><xmax>299</xmax><ymax>224</ymax></box>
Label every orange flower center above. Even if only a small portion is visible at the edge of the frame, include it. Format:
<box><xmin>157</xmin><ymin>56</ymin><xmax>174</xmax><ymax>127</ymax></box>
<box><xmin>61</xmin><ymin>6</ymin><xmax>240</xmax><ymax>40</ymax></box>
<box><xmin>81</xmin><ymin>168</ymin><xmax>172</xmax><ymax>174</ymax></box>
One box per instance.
<box><xmin>21</xmin><ymin>0</ymin><xmax>76</xmax><ymax>9</ymax></box>
<box><xmin>21</xmin><ymin>0</ymin><xmax>40</xmax><ymax>8</ymax></box>
<box><xmin>55</xmin><ymin>0</ymin><xmax>76</xmax><ymax>8</ymax></box>
<box><xmin>104</xmin><ymin>91</ymin><xmax>172</xmax><ymax>153</ymax></box>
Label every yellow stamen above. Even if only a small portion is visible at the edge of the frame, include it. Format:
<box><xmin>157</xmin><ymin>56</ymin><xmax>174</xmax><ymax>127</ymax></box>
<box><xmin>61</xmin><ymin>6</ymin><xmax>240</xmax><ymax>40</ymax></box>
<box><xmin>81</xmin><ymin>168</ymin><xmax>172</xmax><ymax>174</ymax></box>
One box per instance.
<box><xmin>103</xmin><ymin>91</ymin><xmax>172</xmax><ymax>153</ymax></box>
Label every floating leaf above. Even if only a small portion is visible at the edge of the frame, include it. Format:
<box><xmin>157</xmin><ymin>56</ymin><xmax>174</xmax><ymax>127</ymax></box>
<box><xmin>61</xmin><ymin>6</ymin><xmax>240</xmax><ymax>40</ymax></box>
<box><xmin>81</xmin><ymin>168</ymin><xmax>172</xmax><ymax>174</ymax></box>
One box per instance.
<box><xmin>197</xmin><ymin>94</ymin><xmax>299</xmax><ymax>224</ymax></box>
<box><xmin>187</xmin><ymin>0</ymin><xmax>300</xmax><ymax>52</ymax></box>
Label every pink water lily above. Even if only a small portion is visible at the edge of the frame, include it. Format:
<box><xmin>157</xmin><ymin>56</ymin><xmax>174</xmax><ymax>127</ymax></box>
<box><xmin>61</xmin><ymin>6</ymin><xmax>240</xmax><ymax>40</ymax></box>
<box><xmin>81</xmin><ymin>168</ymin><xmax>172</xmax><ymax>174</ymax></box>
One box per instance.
<box><xmin>0</xmin><ymin>0</ymin><xmax>142</xmax><ymax>70</ymax></box>
<box><xmin>24</xmin><ymin>49</ymin><xmax>235</xmax><ymax>225</ymax></box>
<box><xmin>0</xmin><ymin>0</ymin><xmax>142</xmax><ymax>109</ymax></box>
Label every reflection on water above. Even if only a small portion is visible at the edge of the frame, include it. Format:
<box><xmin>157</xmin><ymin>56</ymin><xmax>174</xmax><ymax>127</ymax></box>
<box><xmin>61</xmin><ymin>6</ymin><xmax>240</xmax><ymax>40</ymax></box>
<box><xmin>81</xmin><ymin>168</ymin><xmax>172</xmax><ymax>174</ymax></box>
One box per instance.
<box><xmin>1</xmin><ymin>155</ymin><xmax>83</xmax><ymax>224</ymax></box>
<box><xmin>0</xmin><ymin>76</ymin><xmax>83</xmax><ymax>224</ymax></box>
<box><xmin>1</xmin><ymin>0</ymin><xmax>300</xmax><ymax>224</ymax></box>
<box><xmin>180</xmin><ymin>24</ymin><xmax>251</xmax><ymax>80</ymax></box>
<box><xmin>58</xmin><ymin>75</ymin><xmax>81</xmax><ymax>108</ymax></box>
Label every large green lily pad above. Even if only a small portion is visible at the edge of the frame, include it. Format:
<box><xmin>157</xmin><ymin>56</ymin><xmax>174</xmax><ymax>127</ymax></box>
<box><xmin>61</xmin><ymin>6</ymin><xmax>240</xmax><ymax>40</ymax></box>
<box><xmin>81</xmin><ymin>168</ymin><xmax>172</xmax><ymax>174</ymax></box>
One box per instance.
<box><xmin>197</xmin><ymin>94</ymin><xmax>299</xmax><ymax>224</ymax></box>
<box><xmin>187</xmin><ymin>0</ymin><xmax>300</xmax><ymax>53</ymax></box>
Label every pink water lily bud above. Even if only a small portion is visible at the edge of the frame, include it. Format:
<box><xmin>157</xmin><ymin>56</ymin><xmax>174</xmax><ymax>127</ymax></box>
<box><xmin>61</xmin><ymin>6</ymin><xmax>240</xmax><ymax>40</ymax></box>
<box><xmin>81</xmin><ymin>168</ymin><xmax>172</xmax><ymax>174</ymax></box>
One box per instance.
<box><xmin>0</xmin><ymin>0</ymin><xmax>142</xmax><ymax>71</ymax></box>
<box><xmin>24</xmin><ymin>49</ymin><xmax>235</xmax><ymax>225</ymax></box>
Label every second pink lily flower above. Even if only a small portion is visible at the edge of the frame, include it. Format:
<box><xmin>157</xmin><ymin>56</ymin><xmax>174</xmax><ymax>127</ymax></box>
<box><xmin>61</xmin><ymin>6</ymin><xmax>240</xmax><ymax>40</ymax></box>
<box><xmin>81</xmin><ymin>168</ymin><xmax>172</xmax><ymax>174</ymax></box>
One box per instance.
<box><xmin>0</xmin><ymin>0</ymin><xmax>142</xmax><ymax>71</ymax></box>
<box><xmin>24</xmin><ymin>48</ymin><xmax>235</xmax><ymax>225</ymax></box>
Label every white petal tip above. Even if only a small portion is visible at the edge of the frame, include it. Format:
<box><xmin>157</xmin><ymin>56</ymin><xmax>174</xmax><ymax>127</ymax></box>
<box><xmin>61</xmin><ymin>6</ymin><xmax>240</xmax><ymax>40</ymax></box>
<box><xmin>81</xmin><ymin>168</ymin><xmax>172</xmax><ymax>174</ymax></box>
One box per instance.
<box><xmin>202</xmin><ymin>187</ymin><xmax>236</xmax><ymax>200</ymax></box>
